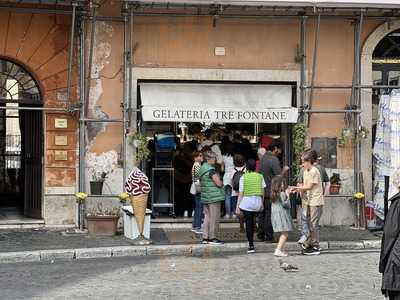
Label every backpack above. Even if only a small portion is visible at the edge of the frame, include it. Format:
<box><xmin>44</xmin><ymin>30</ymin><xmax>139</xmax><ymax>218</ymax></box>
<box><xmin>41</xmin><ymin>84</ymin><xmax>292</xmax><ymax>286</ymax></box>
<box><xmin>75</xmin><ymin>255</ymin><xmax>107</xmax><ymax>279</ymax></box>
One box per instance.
<box><xmin>232</xmin><ymin>168</ymin><xmax>245</xmax><ymax>192</ymax></box>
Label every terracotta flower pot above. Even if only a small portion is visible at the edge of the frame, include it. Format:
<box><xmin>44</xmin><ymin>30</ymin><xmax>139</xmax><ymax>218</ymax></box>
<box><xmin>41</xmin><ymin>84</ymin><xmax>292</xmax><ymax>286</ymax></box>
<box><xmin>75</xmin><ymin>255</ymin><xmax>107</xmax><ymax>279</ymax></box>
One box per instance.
<box><xmin>329</xmin><ymin>184</ymin><xmax>341</xmax><ymax>195</ymax></box>
<box><xmin>86</xmin><ymin>215</ymin><xmax>119</xmax><ymax>236</ymax></box>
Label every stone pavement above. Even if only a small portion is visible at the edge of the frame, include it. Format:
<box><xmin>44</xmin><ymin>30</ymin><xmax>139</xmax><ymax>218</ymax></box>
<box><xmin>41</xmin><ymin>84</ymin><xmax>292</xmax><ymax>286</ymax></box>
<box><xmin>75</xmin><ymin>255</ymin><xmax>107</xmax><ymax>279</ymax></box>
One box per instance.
<box><xmin>0</xmin><ymin>250</ymin><xmax>383</xmax><ymax>299</ymax></box>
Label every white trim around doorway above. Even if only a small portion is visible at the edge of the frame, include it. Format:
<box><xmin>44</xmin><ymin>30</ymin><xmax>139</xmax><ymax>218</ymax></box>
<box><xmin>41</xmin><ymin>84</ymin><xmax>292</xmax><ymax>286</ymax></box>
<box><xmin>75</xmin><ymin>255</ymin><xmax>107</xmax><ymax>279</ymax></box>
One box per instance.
<box><xmin>361</xmin><ymin>21</ymin><xmax>400</xmax><ymax>202</ymax></box>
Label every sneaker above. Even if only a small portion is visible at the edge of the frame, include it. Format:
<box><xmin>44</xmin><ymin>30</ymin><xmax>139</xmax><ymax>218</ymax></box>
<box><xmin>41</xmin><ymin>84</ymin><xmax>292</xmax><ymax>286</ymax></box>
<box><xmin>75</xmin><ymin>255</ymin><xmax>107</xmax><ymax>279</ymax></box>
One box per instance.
<box><xmin>297</xmin><ymin>235</ymin><xmax>307</xmax><ymax>245</ymax></box>
<box><xmin>274</xmin><ymin>249</ymin><xmax>288</xmax><ymax>257</ymax></box>
<box><xmin>302</xmin><ymin>246</ymin><xmax>321</xmax><ymax>256</ymax></box>
<box><xmin>201</xmin><ymin>238</ymin><xmax>210</xmax><ymax>244</ymax></box>
<box><xmin>191</xmin><ymin>228</ymin><xmax>197</xmax><ymax>233</ymax></box>
<box><xmin>224</xmin><ymin>214</ymin><xmax>230</xmax><ymax>219</ymax></box>
<box><xmin>209</xmin><ymin>238</ymin><xmax>224</xmax><ymax>245</ymax></box>
<box><xmin>247</xmin><ymin>247</ymin><xmax>256</xmax><ymax>254</ymax></box>
<box><xmin>184</xmin><ymin>211</ymin><xmax>188</xmax><ymax>218</ymax></box>
<box><xmin>195</xmin><ymin>229</ymin><xmax>203</xmax><ymax>234</ymax></box>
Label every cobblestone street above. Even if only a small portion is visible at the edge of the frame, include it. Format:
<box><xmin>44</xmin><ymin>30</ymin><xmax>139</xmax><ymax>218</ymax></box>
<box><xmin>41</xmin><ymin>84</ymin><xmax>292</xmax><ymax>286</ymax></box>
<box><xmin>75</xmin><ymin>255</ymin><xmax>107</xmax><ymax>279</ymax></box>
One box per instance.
<box><xmin>0</xmin><ymin>250</ymin><xmax>382</xmax><ymax>300</ymax></box>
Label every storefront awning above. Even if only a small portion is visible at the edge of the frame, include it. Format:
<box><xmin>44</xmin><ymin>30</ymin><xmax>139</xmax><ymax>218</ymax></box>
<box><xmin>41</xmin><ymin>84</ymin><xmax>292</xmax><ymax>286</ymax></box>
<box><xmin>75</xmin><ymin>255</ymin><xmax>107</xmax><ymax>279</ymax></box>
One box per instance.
<box><xmin>139</xmin><ymin>83</ymin><xmax>298</xmax><ymax>123</ymax></box>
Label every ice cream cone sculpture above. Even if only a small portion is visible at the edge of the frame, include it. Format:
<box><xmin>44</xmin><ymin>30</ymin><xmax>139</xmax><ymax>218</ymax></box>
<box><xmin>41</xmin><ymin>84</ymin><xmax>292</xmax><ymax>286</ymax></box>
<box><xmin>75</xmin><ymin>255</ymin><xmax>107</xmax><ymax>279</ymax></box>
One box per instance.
<box><xmin>125</xmin><ymin>168</ymin><xmax>151</xmax><ymax>236</ymax></box>
<box><xmin>130</xmin><ymin>193</ymin><xmax>148</xmax><ymax>235</ymax></box>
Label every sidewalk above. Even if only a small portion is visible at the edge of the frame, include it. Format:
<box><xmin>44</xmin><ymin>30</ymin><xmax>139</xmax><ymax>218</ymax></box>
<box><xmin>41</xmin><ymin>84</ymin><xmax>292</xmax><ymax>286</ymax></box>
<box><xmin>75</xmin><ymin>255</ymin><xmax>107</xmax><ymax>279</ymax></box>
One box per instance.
<box><xmin>0</xmin><ymin>226</ymin><xmax>382</xmax><ymax>264</ymax></box>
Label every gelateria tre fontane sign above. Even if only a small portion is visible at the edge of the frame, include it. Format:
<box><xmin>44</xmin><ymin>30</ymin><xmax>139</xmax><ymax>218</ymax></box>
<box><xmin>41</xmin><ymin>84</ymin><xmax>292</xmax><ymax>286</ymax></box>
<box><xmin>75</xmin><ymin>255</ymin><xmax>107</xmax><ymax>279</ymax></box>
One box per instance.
<box><xmin>142</xmin><ymin>106</ymin><xmax>298</xmax><ymax>123</ymax></box>
<box><xmin>139</xmin><ymin>82</ymin><xmax>298</xmax><ymax>124</ymax></box>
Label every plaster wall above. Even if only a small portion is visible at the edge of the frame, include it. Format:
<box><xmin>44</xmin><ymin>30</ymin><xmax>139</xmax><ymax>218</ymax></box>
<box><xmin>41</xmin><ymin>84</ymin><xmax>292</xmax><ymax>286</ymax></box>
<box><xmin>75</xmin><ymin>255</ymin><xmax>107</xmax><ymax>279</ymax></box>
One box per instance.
<box><xmin>92</xmin><ymin>16</ymin><xmax>382</xmax><ymax>171</ymax></box>
<box><xmin>0</xmin><ymin>11</ymin><xmax>78</xmax><ymax>224</ymax></box>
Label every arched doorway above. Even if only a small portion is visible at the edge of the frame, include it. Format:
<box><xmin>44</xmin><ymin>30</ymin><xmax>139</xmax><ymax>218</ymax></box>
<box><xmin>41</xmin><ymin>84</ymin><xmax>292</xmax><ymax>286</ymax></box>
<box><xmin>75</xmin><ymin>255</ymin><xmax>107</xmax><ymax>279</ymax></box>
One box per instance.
<box><xmin>0</xmin><ymin>58</ymin><xmax>43</xmax><ymax>219</ymax></box>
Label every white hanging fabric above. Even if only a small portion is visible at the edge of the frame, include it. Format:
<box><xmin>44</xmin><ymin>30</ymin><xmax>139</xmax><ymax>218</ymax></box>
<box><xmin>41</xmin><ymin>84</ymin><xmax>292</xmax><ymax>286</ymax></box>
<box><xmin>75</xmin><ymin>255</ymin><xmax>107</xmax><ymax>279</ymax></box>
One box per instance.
<box><xmin>372</xmin><ymin>89</ymin><xmax>400</xmax><ymax>220</ymax></box>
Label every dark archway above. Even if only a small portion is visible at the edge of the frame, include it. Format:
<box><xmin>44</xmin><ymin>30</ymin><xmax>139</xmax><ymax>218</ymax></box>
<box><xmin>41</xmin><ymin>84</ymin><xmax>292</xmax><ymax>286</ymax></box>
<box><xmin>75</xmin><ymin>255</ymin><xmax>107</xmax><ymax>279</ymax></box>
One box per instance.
<box><xmin>0</xmin><ymin>58</ymin><xmax>43</xmax><ymax>219</ymax></box>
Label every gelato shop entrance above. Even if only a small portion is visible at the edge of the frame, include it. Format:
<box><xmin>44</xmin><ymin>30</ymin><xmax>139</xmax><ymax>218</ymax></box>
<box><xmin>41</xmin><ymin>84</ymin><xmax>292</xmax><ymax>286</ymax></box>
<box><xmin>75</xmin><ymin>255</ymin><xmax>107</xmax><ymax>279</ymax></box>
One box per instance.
<box><xmin>138</xmin><ymin>81</ymin><xmax>298</xmax><ymax>218</ymax></box>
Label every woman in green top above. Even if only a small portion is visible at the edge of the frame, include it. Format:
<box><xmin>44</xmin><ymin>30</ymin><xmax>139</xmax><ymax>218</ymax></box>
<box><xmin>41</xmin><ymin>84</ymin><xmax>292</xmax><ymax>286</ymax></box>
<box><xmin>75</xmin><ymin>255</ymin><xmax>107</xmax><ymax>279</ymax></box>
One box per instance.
<box><xmin>199</xmin><ymin>150</ymin><xmax>225</xmax><ymax>245</ymax></box>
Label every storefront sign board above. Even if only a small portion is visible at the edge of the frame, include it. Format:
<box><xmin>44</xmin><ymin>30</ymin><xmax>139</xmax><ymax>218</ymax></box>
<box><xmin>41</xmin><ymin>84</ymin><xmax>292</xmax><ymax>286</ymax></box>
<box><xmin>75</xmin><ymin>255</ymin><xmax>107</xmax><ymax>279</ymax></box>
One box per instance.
<box><xmin>142</xmin><ymin>106</ymin><xmax>298</xmax><ymax>123</ymax></box>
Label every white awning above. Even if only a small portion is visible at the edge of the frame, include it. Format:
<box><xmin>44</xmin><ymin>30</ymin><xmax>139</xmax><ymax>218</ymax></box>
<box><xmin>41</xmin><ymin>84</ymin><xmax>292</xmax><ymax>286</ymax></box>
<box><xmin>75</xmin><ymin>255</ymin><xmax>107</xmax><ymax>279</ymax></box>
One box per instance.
<box><xmin>140</xmin><ymin>83</ymin><xmax>298</xmax><ymax>123</ymax></box>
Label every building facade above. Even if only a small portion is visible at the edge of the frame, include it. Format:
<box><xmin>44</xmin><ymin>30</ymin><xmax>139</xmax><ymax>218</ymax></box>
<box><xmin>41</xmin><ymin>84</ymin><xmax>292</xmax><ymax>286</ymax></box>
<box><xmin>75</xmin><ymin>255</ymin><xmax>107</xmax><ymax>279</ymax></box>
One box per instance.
<box><xmin>0</xmin><ymin>0</ymin><xmax>399</xmax><ymax>227</ymax></box>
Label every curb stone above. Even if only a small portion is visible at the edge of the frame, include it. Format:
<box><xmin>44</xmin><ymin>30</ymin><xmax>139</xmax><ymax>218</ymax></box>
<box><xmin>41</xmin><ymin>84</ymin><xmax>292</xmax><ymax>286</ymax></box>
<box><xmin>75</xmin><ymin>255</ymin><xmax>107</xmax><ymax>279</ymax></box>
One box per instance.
<box><xmin>111</xmin><ymin>246</ymin><xmax>147</xmax><ymax>257</ymax></box>
<box><xmin>329</xmin><ymin>241</ymin><xmax>365</xmax><ymax>250</ymax></box>
<box><xmin>0</xmin><ymin>251</ymin><xmax>40</xmax><ymax>264</ymax></box>
<box><xmin>75</xmin><ymin>247</ymin><xmax>112</xmax><ymax>259</ymax></box>
<box><xmin>0</xmin><ymin>240</ymin><xmax>381</xmax><ymax>264</ymax></box>
<box><xmin>40</xmin><ymin>249</ymin><xmax>75</xmax><ymax>261</ymax></box>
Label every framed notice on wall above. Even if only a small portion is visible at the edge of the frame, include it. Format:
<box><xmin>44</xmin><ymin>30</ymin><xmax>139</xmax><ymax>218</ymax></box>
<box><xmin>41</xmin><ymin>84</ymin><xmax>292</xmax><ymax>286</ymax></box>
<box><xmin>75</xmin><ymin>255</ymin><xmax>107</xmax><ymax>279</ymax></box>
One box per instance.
<box><xmin>54</xmin><ymin>150</ymin><xmax>68</xmax><ymax>161</ymax></box>
<box><xmin>55</xmin><ymin>135</ymin><xmax>68</xmax><ymax>146</ymax></box>
<box><xmin>54</xmin><ymin>118</ymin><xmax>68</xmax><ymax>129</ymax></box>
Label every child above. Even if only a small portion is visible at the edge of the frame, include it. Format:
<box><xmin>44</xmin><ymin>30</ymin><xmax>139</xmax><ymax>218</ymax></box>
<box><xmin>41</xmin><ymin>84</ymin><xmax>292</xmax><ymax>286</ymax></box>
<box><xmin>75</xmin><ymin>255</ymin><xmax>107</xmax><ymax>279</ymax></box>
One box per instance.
<box><xmin>190</xmin><ymin>151</ymin><xmax>203</xmax><ymax>234</ymax></box>
<box><xmin>236</xmin><ymin>159</ymin><xmax>265</xmax><ymax>254</ymax></box>
<box><xmin>293</xmin><ymin>151</ymin><xmax>324</xmax><ymax>255</ymax></box>
<box><xmin>270</xmin><ymin>175</ymin><xmax>293</xmax><ymax>257</ymax></box>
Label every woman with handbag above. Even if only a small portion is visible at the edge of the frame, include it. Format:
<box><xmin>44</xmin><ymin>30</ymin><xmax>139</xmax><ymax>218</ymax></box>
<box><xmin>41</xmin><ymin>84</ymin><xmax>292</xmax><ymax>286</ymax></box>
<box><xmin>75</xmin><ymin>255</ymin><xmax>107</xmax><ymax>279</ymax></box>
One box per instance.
<box><xmin>236</xmin><ymin>159</ymin><xmax>265</xmax><ymax>254</ymax></box>
<box><xmin>190</xmin><ymin>151</ymin><xmax>203</xmax><ymax>234</ymax></box>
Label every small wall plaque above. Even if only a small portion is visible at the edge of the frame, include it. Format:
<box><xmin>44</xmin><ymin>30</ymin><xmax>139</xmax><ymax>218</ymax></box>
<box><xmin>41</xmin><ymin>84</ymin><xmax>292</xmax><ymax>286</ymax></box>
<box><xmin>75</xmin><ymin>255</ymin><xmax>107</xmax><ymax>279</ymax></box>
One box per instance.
<box><xmin>54</xmin><ymin>118</ymin><xmax>68</xmax><ymax>129</ymax></box>
<box><xmin>54</xmin><ymin>150</ymin><xmax>68</xmax><ymax>161</ymax></box>
<box><xmin>215</xmin><ymin>46</ymin><xmax>226</xmax><ymax>56</ymax></box>
<box><xmin>55</xmin><ymin>135</ymin><xmax>68</xmax><ymax>146</ymax></box>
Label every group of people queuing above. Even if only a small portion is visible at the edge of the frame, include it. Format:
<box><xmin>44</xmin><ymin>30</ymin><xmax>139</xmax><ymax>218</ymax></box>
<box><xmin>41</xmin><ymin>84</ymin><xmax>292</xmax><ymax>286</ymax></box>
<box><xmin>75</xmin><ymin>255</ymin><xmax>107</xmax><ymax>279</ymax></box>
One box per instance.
<box><xmin>190</xmin><ymin>130</ymin><xmax>330</xmax><ymax>256</ymax></box>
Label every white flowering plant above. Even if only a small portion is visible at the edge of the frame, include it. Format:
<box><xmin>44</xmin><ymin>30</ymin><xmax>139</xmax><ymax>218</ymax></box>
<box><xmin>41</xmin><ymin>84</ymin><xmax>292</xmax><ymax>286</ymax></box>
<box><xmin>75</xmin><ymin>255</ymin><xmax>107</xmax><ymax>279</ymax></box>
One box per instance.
<box><xmin>87</xmin><ymin>151</ymin><xmax>118</xmax><ymax>182</ymax></box>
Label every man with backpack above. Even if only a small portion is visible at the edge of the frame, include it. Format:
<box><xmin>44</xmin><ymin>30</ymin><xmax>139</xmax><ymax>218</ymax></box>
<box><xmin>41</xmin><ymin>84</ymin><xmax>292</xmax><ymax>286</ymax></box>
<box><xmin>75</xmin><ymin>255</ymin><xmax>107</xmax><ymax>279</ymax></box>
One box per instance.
<box><xmin>258</xmin><ymin>141</ymin><xmax>289</xmax><ymax>242</ymax></box>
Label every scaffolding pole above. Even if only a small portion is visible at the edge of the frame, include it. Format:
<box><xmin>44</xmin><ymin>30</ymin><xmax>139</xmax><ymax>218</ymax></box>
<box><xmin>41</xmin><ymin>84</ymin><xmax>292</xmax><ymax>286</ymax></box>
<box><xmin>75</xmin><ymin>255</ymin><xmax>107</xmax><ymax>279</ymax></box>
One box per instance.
<box><xmin>122</xmin><ymin>3</ymin><xmax>129</xmax><ymax>187</ymax></box>
<box><xmin>84</xmin><ymin>2</ymin><xmax>97</xmax><ymax>116</ymax></box>
<box><xmin>309</xmin><ymin>14</ymin><xmax>320</xmax><ymax>112</ymax></box>
<box><xmin>303</xmin><ymin>84</ymin><xmax>400</xmax><ymax>89</ymax></box>
<box><xmin>78</xmin><ymin>15</ymin><xmax>86</xmax><ymax>231</ymax></box>
<box><xmin>0</xmin><ymin>106</ymin><xmax>69</xmax><ymax>112</ymax></box>
<box><xmin>66</xmin><ymin>2</ymin><xmax>77</xmax><ymax>110</ymax></box>
<box><xmin>300</xmin><ymin>16</ymin><xmax>307</xmax><ymax>109</ymax></box>
<box><xmin>354</xmin><ymin>13</ymin><xmax>364</xmax><ymax>194</ymax></box>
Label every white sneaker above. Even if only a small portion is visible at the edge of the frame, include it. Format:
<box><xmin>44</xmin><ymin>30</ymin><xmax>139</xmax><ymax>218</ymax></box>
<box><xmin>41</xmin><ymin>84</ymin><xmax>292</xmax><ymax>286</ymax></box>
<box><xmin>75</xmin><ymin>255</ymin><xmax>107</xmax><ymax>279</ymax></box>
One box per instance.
<box><xmin>224</xmin><ymin>214</ymin><xmax>230</xmax><ymax>219</ymax></box>
<box><xmin>297</xmin><ymin>235</ymin><xmax>307</xmax><ymax>245</ymax></box>
<box><xmin>274</xmin><ymin>249</ymin><xmax>288</xmax><ymax>257</ymax></box>
<box><xmin>184</xmin><ymin>211</ymin><xmax>188</xmax><ymax>218</ymax></box>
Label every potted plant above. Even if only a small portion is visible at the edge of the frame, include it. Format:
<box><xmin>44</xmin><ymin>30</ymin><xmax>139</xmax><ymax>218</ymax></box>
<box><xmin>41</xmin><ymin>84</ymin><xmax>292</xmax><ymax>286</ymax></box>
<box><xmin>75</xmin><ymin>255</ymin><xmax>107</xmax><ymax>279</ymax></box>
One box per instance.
<box><xmin>86</xmin><ymin>202</ymin><xmax>120</xmax><ymax>236</ymax></box>
<box><xmin>329</xmin><ymin>173</ymin><xmax>341</xmax><ymax>194</ymax></box>
<box><xmin>87</xmin><ymin>151</ymin><xmax>118</xmax><ymax>195</ymax></box>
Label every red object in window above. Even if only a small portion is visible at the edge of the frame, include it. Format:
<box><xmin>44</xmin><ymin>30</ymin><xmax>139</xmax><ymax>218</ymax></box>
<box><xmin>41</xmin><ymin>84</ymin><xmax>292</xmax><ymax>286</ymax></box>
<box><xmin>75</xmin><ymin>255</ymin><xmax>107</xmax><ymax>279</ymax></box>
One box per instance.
<box><xmin>260</xmin><ymin>135</ymin><xmax>273</xmax><ymax>149</ymax></box>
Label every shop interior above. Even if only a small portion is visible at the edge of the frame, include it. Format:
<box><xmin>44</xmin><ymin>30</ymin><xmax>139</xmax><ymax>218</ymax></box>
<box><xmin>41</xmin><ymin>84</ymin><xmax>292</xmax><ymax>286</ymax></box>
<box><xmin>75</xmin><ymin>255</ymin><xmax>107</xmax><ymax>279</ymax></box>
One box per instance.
<box><xmin>142</xmin><ymin>121</ymin><xmax>291</xmax><ymax>218</ymax></box>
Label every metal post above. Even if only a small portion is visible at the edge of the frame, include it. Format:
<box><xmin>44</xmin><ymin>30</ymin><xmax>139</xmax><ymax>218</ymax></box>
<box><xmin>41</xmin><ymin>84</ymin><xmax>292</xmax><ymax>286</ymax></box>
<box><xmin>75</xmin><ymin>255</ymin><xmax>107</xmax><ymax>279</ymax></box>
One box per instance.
<box><xmin>78</xmin><ymin>17</ymin><xmax>86</xmax><ymax>231</ymax></box>
<box><xmin>384</xmin><ymin>176</ymin><xmax>389</xmax><ymax>222</ymax></box>
<box><xmin>122</xmin><ymin>3</ymin><xmax>129</xmax><ymax>188</ymax></box>
<box><xmin>66</xmin><ymin>2</ymin><xmax>77</xmax><ymax>110</ymax></box>
<box><xmin>309</xmin><ymin>14</ymin><xmax>320</xmax><ymax>112</ymax></box>
<box><xmin>129</xmin><ymin>6</ymin><xmax>134</xmax><ymax>128</ymax></box>
<box><xmin>300</xmin><ymin>16</ymin><xmax>307</xmax><ymax>110</ymax></box>
<box><xmin>353</xmin><ymin>13</ymin><xmax>363</xmax><ymax>193</ymax></box>
<box><xmin>84</xmin><ymin>2</ymin><xmax>97</xmax><ymax>116</ymax></box>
